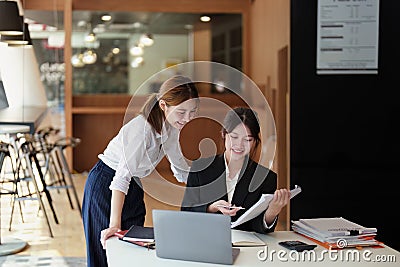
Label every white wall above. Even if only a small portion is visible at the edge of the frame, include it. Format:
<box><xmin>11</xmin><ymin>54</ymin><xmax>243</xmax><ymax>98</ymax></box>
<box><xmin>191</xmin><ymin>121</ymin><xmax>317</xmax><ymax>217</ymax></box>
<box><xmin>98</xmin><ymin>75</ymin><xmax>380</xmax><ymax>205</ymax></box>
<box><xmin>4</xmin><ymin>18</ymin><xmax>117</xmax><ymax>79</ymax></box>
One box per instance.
<box><xmin>0</xmin><ymin>43</ymin><xmax>47</xmax><ymax>107</ymax></box>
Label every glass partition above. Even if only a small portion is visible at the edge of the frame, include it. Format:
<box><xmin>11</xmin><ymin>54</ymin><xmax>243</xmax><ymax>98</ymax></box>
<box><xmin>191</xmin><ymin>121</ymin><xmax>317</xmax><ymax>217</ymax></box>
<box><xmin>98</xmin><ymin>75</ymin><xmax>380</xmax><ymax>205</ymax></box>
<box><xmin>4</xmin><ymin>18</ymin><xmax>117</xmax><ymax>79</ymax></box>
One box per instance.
<box><xmin>25</xmin><ymin>10</ymin><xmax>242</xmax><ymax>98</ymax></box>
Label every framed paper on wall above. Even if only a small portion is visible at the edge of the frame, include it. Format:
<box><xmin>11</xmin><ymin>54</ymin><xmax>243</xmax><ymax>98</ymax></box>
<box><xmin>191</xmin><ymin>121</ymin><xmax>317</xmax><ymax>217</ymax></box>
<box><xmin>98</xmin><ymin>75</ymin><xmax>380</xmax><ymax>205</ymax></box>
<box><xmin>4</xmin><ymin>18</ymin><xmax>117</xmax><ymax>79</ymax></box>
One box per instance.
<box><xmin>316</xmin><ymin>0</ymin><xmax>379</xmax><ymax>75</ymax></box>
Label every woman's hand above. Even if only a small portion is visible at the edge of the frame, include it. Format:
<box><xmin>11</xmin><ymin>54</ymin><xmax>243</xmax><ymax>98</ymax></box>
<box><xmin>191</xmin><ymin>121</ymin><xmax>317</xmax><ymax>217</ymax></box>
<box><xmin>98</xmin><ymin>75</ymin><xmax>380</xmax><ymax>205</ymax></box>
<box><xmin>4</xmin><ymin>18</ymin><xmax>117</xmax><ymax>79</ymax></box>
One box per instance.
<box><xmin>100</xmin><ymin>226</ymin><xmax>120</xmax><ymax>249</ymax></box>
<box><xmin>101</xmin><ymin>189</ymin><xmax>125</xmax><ymax>249</ymax></box>
<box><xmin>264</xmin><ymin>188</ymin><xmax>291</xmax><ymax>224</ymax></box>
<box><xmin>207</xmin><ymin>200</ymin><xmax>242</xmax><ymax>216</ymax></box>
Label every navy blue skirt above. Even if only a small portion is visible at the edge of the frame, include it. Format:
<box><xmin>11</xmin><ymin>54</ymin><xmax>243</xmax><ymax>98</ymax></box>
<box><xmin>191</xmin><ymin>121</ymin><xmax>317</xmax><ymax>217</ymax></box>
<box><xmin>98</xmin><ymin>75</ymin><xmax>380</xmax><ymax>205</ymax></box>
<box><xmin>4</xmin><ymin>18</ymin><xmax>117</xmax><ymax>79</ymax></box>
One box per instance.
<box><xmin>82</xmin><ymin>160</ymin><xmax>145</xmax><ymax>267</ymax></box>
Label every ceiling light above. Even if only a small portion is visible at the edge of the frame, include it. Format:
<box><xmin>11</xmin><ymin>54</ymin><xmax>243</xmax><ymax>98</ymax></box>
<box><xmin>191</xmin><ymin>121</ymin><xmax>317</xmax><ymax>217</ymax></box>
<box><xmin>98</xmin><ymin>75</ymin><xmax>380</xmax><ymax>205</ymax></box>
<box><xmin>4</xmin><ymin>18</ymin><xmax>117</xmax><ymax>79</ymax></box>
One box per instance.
<box><xmin>82</xmin><ymin>49</ymin><xmax>97</xmax><ymax>64</ymax></box>
<box><xmin>134</xmin><ymin>56</ymin><xmax>144</xmax><ymax>64</ymax></box>
<box><xmin>84</xmin><ymin>31</ymin><xmax>97</xmax><ymax>43</ymax></box>
<box><xmin>0</xmin><ymin>23</ymin><xmax>31</xmax><ymax>46</ymax></box>
<box><xmin>129</xmin><ymin>44</ymin><xmax>143</xmax><ymax>56</ymax></box>
<box><xmin>200</xmin><ymin>15</ymin><xmax>211</xmax><ymax>22</ymax></box>
<box><xmin>139</xmin><ymin>33</ymin><xmax>154</xmax><ymax>47</ymax></box>
<box><xmin>131</xmin><ymin>57</ymin><xmax>144</xmax><ymax>68</ymax></box>
<box><xmin>1</xmin><ymin>35</ymin><xmax>28</xmax><ymax>45</ymax></box>
<box><xmin>101</xmin><ymin>14</ymin><xmax>112</xmax><ymax>22</ymax></box>
<box><xmin>71</xmin><ymin>53</ymin><xmax>85</xmax><ymax>67</ymax></box>
<box><xmin>112</xmin><ymin>47</ymin><xmax>120</xmax><ymax>54</ymax></box>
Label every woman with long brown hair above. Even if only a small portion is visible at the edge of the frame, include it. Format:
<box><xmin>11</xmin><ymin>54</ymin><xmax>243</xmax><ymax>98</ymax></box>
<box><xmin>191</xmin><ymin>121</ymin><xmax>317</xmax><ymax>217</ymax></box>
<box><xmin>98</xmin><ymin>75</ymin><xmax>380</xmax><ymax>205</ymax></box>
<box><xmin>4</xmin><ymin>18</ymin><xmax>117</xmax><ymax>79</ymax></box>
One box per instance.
<box><xmin>82</xmin><ymin>75</ymin><xmax>199</xmax><ymax>267</ymax></box>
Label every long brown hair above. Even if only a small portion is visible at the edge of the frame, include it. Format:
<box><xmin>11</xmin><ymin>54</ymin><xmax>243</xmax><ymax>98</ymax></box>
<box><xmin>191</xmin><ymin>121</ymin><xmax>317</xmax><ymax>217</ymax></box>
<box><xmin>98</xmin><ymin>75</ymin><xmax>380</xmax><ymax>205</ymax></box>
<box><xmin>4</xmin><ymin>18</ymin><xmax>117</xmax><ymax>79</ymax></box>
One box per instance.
<box><xmin>140</xmin><ymin>75</ymin><xmax>199</xmax><ymax>133</ymax></box>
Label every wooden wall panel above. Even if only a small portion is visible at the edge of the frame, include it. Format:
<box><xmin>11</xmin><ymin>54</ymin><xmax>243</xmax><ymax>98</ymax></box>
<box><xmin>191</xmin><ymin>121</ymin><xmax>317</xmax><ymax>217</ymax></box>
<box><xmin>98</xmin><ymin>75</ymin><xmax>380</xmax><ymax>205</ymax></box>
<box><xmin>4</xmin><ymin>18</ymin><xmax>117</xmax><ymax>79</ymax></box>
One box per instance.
<box><xmin>73</xmin><ymin>113</ymin><xmax>125</xmax><ymax>172</ymax></box>
<box><xmin>22</xmin><ymin>0</ymin><xmax>64</xmax><ymax>10</ymax></box>
<box><xmin>72</xmin><ymin>0</ymin><xmax>247</xmax><ymax>13</ymax></box>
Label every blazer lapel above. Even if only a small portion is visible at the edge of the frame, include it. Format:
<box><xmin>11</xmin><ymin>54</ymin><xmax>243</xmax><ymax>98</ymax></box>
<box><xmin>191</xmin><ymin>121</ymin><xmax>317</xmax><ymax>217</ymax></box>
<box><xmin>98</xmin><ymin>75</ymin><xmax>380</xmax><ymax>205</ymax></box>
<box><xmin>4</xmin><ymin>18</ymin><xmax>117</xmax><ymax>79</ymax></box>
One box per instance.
<box><xmin>231</xmin><ymin>157</ymin><xmax>253</xmax><ymax>206</ymax></box>
<box><xmin>212</xmin><ymin>155</ymin><xmax>229</xmax><ymax>202</ymax></box>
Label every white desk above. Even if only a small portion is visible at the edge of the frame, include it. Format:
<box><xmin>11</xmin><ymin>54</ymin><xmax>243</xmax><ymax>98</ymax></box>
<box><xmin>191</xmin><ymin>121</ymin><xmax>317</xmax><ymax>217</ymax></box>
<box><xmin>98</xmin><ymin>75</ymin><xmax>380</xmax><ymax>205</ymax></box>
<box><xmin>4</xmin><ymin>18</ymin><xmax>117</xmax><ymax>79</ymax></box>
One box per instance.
<box><xmin>0</xmin><ymin>106</ymin><xmax>47</xmax><ymax>134</ymax></box>
<box><xmin>106</xmin><ymin>231</ymin><xmax>400</xmax><ymax>266</ymax></box>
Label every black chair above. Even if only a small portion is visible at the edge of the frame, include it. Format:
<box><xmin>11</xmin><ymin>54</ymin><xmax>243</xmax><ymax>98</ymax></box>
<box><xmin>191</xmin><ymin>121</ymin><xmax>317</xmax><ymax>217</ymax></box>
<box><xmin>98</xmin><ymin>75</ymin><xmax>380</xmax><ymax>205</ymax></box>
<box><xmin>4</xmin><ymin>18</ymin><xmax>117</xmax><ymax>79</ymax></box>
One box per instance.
<box><xmin>10</xmin><ymin>138</ymin><xmax>57</xmax><ymax>237</ymax></box>
<box><xmin>34</xmin><ymin>127</ymin><xmax>82</xmax><ymax>216</ymax></box>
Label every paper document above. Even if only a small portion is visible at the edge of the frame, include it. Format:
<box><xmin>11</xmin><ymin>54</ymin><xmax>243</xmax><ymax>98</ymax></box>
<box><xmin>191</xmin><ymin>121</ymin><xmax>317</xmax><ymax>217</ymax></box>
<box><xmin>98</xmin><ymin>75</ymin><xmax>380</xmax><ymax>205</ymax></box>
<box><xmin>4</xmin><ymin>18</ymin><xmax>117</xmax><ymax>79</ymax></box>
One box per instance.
<box><xmin>298</xmin><ymin>217</ymin><xmax>377</xmax><ymax>237</ymax></box>
<box><xmin>231</xmin><ymin>230</ymin><xmax>266</xmax><ymax>247</ymax></box>
<box><xmin>231</xmin><ymin>185</ymin><xmax>301</xmax><ymax>229</ymax></box>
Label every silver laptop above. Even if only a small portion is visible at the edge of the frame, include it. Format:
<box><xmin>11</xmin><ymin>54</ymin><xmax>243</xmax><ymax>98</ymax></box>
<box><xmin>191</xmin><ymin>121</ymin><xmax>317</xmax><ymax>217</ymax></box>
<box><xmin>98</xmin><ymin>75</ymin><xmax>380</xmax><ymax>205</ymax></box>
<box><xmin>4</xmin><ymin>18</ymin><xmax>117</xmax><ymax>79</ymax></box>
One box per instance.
<box><xmin>152</xmin><ymin>210</ymin><xmax>240</xmax><ymax>265</ymax></box>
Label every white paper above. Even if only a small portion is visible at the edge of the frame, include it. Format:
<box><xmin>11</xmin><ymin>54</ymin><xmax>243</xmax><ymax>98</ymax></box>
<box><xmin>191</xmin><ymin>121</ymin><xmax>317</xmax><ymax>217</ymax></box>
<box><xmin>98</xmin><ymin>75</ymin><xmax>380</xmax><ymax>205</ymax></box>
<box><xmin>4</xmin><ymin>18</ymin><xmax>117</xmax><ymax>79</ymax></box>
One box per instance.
<box><xmin>299</xmin><ymin>217</ymin><xmax>377</xmax><ymax>237</ymax></box>
<box><xmin>231</xmin><ymin>185</ymin><xmax>301</xmax><ymax>228</ymax></box>
<box><xmin>231</xmin><ymin>230</ymin><xmax>265</xmax><ymax>247</ymax></box>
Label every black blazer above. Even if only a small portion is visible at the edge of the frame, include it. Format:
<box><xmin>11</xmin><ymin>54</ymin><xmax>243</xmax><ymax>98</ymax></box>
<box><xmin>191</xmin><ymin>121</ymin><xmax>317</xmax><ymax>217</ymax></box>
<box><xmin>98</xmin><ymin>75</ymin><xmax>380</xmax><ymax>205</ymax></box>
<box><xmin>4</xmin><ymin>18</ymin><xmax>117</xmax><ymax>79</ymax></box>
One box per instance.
<box><xmin>181</xmin><ymin>154</ymin><xmax>278</xmax><ymax>234</ymax></box>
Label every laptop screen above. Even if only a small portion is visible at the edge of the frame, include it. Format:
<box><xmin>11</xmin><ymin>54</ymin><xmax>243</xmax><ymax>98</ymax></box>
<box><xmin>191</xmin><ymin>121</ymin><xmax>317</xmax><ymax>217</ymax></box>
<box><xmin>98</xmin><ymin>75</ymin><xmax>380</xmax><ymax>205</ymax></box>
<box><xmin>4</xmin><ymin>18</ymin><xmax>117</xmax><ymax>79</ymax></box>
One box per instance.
<box><xmin>152</xmin><ymin>210</ymin><xmax>239</xmax><ymax>265</ymax></box>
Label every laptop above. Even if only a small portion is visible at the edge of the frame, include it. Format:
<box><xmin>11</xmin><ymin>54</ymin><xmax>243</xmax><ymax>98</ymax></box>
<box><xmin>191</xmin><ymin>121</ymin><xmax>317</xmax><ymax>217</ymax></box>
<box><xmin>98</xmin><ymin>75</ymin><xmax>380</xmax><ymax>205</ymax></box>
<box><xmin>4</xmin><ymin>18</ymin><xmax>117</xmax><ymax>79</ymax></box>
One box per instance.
<box><xmin>152</xmin><ymin>209</ymin><xmax>240</xmax><ymax>265</ymax></box>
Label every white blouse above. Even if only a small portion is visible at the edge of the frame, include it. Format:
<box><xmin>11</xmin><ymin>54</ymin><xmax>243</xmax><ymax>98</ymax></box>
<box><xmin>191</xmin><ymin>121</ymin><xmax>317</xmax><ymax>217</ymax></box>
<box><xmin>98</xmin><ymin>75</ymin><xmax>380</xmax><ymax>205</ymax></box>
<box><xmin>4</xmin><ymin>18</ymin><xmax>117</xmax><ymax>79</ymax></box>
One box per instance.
<box><xmin>223</xmin><ymin>153</ymin><xmax>239</xmax><ymax>203</ymax></box>
<box><xmin>99</xmin><ymin>115</ymin><xmax>190</xmax><ymax>195</ymax></box>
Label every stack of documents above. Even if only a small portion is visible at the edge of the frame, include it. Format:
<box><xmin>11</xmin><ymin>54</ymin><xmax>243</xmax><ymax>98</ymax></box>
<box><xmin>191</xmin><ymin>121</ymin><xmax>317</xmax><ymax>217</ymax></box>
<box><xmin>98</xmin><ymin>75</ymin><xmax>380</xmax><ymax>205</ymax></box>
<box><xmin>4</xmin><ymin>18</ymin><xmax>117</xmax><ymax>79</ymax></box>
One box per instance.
<box><xmin>291</xmin><ymin>217</ymin><xmax>382</xmax><ymax>249</ymax></box>
<box><xmin>231</xmin><ymin>185</ymin><xmax>302</xmax><ymax>228</ymax></box>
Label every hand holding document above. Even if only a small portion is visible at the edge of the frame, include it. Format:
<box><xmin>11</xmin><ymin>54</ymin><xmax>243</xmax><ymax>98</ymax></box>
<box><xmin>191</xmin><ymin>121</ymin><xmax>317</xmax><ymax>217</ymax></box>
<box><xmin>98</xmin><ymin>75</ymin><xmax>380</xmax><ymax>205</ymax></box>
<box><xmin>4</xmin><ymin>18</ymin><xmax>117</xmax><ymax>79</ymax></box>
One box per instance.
<box><xmin>231</xmin><ymin>185</ymin><xmax>301</xmax><ymax>228</ymax></box>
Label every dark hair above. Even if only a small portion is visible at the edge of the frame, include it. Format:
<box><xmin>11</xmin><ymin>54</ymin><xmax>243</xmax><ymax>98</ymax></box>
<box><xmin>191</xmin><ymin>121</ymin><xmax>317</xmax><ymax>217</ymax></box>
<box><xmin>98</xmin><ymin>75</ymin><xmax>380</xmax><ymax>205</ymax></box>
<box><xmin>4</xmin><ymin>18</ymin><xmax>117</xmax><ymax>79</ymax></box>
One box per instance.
<box><xmin>140</xmin><ymin>75</ymin><xmax>199</xmax><ymax>133</ymax></box>
<box><xmin>222</xmin><ymin>107</ymin><xmax>261</xmax><ymax>157</ymax></box>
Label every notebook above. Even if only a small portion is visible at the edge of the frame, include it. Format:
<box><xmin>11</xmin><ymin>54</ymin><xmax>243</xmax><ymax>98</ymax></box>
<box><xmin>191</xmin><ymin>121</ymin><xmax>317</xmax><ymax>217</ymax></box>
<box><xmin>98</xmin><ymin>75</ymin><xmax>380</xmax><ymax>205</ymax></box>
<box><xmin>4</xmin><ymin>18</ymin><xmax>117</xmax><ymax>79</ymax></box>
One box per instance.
<box><xmin>152</xmin><ymin>210</ymin><xmax>240</xmax><ymax>265</ymax></box>
<box><xmin>122</xmin><ymin>225</ymin><xmax>154</xmax><ymax>242</ymax></box>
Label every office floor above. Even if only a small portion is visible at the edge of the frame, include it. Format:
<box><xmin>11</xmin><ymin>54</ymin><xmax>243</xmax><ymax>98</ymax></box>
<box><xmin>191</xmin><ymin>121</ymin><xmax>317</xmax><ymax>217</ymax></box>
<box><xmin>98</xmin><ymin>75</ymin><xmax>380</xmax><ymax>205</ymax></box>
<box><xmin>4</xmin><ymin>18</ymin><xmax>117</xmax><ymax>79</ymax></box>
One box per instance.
<box><xmin>1</xmin><ymin>172</ymin><xmax>87</xmax><ymax>258</ymax></box>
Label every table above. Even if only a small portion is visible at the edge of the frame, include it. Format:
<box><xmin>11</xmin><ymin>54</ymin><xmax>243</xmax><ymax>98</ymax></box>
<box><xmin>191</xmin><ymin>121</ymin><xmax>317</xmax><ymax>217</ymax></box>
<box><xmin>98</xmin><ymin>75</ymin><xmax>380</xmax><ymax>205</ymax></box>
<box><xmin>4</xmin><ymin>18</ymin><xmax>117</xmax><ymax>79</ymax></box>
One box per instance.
<box><xmin>106</xmin><ymin>231</ymin><xmax>400</xmax><ymax>266</ymax></box>
<box><xmin>0</xmin><ymin>106</ymin><xmax>48</xmax><ymax>134</ymax></box>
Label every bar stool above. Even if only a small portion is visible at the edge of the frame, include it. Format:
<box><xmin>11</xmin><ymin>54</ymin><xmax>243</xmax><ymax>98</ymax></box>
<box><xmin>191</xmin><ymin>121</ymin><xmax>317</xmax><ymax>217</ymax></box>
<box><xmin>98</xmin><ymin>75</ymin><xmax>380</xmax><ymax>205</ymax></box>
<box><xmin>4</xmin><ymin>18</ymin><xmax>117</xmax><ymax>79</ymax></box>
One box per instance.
<box><xmin>0</xmin><ymin>124</ymin><xmax>56</xmax><ymax>238</ymax></box>
<box><xmin>14</xmin><ymin>138</ymin><xmax>57</xmax><ymax>237</ymax></box>
<box><xmin>0</xmin><ymin>125</ymin><xmax>29</xmax><ymax>255</ymax></box>
<box><xmin>34</xmin><ymin>127</ymin><xmax>82</xmax><ymax>216</ymax></box>
<box><xmin>51</xmin><ymin>136</ymin><xmax>82</xmax><ymax>216</ymax></box>
<box><xmin>0</xmin><ymin>125</ymin><xmax>30</xmax><ymax>163</ymax></box>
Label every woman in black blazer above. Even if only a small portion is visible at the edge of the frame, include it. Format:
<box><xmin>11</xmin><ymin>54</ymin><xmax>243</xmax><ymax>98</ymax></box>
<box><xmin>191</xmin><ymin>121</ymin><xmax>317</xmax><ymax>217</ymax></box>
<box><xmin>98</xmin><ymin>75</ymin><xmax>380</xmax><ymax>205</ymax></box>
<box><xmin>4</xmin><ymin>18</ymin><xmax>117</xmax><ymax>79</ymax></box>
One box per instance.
<box><xmin>181</xmin><ymin>107</ymin><xmax>290</xmax><ymax>234</ymax></box>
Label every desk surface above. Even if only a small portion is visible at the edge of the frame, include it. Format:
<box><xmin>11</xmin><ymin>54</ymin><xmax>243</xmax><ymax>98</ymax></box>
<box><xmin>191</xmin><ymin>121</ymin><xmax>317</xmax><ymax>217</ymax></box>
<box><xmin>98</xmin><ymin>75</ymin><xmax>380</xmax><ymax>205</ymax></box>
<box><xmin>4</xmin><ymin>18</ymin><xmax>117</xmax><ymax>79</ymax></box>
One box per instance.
<box><xmin>0</xmin><ymin>106</ymin><xmax>48</xmax><ymax>134</ymax></box>
<box><xmin>106</xmin><ymin>231</ymin><xmax>399</xmax><ymax>266</ymax></box>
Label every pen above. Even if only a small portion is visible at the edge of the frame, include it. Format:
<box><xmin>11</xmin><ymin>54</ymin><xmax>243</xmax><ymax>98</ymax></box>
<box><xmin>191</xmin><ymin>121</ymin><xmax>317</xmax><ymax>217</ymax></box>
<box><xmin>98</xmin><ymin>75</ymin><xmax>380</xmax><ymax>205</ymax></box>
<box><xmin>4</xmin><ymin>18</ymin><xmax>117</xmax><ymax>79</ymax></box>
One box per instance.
<box><xmin>216</xmin><ymin>204</ymin><xmax>245</xmax><ymax>210</ymax></box>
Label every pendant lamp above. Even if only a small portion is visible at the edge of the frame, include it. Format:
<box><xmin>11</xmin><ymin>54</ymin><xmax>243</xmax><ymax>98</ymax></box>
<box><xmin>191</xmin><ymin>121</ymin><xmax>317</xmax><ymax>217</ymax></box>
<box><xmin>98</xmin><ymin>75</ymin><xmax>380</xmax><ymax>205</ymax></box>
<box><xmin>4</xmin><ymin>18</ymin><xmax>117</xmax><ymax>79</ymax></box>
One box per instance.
<box><xmin>0</xmin><ymin>1</ymin><xmax>23</xmax><ymax>35</ymax></box>
<box><xmin>1</xmin><ymin>22</ymin><xmax>31</xmax><ymax>46</ymax></box>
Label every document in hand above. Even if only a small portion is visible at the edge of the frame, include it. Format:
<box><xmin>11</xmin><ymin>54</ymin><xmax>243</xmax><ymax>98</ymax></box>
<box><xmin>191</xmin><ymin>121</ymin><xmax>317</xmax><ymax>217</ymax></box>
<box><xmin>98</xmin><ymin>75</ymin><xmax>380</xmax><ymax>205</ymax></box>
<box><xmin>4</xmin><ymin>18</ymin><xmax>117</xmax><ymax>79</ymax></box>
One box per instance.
<box><xmin>231</xmin><ymin>230</ymin><xmax>266</xmax><ymax>247</ymax></box>
<box><xmin>231</xmin><ymin>185</ymin><xmax>301</xmax><ymax>228</ymax></box>
<box><xmin>122</xmin><ymin>225</ymin><xmax>155</xmax><ymax>242</ymax></box>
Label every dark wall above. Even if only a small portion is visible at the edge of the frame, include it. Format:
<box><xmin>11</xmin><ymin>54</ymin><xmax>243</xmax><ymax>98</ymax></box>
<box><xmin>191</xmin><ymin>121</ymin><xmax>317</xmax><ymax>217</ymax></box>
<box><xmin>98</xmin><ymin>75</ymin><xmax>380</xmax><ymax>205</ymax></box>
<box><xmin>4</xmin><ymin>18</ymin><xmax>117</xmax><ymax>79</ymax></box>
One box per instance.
<box><xmin>290</xmin><ymin>0</ymin><xmax>400</xmax><ymax>250</ymax></box>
